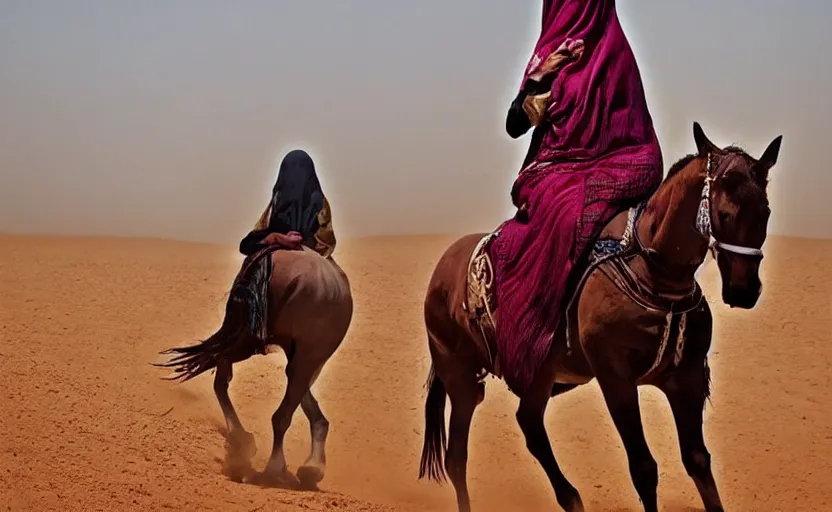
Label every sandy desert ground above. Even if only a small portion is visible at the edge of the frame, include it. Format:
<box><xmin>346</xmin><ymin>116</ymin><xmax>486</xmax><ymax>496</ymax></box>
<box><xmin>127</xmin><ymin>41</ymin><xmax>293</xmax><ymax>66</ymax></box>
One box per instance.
<box><xmin>1</xmin><ymin>233</ymin><xmax>830</xmax><ymax>511</ymax></box>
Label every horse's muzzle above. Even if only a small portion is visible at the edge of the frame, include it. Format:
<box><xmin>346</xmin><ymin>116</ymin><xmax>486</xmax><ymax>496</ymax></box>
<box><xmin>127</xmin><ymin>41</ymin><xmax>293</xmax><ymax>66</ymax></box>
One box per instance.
<box><xmin>722</xmin><ymin>283</ymin><xmax>762</xmax><ymax>309</ymax></box>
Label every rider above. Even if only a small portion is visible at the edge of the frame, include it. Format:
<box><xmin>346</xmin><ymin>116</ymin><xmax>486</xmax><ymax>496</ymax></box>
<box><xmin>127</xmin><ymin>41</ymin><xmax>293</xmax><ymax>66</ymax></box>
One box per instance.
<box><xmin>492</xmin><ymin>0</ymin><xmax>663</xmax><ymax>392</ymax></box>
<box><xmin>228</xmin><ymin>149</ymin><xmax>337</xmax><ymax>343</ymax></box>
<box><xmin>239</xmin><ymin>149</ymin><xmax>336</xmax><ymax>259</ymax></box>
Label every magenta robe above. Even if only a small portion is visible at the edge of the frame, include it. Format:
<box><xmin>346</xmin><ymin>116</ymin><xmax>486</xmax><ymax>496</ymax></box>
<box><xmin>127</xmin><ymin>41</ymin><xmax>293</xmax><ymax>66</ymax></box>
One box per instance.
<box><xmin>492</xmin><ymin>0</ymin><xmax>663</xmax><ymax>393</ymax></box>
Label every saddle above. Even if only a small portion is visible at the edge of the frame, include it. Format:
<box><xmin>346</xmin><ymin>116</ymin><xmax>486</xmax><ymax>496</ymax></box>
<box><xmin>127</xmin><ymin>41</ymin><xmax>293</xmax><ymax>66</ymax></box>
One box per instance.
<box><xmin>233</xmin><ymin>244</ymin><xmax>284</xmax><ymax>287</ymax></box>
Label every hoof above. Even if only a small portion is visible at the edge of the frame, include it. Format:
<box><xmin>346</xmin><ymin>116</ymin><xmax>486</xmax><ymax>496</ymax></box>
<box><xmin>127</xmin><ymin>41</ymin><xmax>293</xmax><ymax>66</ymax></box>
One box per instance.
<box><xmin>296</xmin><ymin>464</ymin><xmax>325</xmax><ymax>490</ymax></box>
<box><xmin>224</xmin><ymin>458</ymin><xmax>254</xmax><ymax>483</ymax></box>
<box><xmin>249</xmin><ymin>468</ymin><xmax>300</xmax><ymax>489</ymax></box>
<box><xmin>223</xmin><ymin>431</ymin><xmax>257</xmax><ymax>482</ymax></box>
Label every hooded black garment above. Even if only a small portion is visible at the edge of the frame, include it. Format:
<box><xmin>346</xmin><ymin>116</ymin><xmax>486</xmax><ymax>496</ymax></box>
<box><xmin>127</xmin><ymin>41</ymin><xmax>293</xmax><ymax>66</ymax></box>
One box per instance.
<box><xmin>239</xmin><ymin>149</ymin><xmax>326</xmax><ymax>256</ymax></box>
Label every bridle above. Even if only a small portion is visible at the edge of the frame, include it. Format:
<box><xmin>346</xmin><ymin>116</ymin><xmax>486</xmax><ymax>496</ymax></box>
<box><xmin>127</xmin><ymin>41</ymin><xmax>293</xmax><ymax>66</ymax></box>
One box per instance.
<box><xmin>622</xmin><ymin>151</ymin><xmax>764</xmax><ymax>280</ymax></box>
<box><xmin>695</xmin><ymin>153</ymin><xmax>764</xmax><ymax>259</ymax></box>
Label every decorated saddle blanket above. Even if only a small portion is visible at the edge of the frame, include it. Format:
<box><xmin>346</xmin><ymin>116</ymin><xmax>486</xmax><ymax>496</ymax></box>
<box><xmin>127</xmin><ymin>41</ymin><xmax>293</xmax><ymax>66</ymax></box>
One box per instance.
<box><xmin>464</xmin><ymin>204</ymin><xmax>643</xmax><ymax>379</ymax></box>
<box><xmin>465</xmin><ymin>202</ymin><xmax>701</xmax><ymax>385</ymax></box>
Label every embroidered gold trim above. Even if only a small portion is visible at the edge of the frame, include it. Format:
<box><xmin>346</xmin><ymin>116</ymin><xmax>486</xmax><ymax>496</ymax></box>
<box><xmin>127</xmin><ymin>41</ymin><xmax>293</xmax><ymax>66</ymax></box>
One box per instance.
<box><xmin>465</xmin><ymin>232</ymin><xmax>500</xmax><ymax>371</ymax></box>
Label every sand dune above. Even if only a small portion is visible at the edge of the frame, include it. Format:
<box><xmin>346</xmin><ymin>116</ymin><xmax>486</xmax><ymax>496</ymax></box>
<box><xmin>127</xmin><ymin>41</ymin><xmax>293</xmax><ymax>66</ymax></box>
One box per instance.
<box><xmin>1</xmin><ymin>233</ymin><xmax>830</xmax><ymax>511</ymax></box>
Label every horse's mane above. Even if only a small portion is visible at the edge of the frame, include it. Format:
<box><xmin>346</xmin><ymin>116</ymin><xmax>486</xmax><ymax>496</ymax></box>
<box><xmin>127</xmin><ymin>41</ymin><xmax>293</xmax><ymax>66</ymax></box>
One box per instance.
<box><xmin>664</xmin><ymin>154</ymin><xmax>697</xmax><ymax>183</ymax></box>
<box><xmin>663</xmin><ymin>146</ymin><xmax>753</xmax><ymax>184</ymax></box>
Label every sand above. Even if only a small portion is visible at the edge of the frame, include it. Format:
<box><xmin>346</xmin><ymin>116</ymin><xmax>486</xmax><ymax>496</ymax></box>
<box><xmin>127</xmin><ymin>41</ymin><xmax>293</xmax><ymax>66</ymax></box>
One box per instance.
<box><xmin>1</xmin><ymin>233</ymin><xmax>830</xmax><ymax>512</ymax></box>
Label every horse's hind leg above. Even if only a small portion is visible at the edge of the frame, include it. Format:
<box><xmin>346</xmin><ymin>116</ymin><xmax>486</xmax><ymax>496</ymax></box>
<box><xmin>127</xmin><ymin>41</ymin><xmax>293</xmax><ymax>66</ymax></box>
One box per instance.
<box><xmin>516</xmin><ymin>376</ymin><xmax>584</xmax><ymax>512</ymax></box>
<box><xmin>214</xmin><ymin>358</ymin><xmax>256</xmax><ymax>482</ymax></box>
<box><xmin>296</xmin><ymin>373</ymin><xmax>329</xmax><ymax>488</ymax></box>
<box><xmin>254</xmin><ymin>352</ymin><xmax>322</xmax><ymax>488</ymax></box>
<box><xmin>659</xmin><ymin>356</ymin><xmax>723</xmax><ymax>512</ymax></box>
<box><xmin>444</xmin><ymin>371</ymin><xmax>482</xmax><ymax>512</ymax></box>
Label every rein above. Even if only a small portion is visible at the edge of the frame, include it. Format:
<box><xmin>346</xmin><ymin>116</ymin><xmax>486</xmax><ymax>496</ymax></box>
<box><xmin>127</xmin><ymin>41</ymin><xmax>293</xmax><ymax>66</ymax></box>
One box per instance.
<box><xmin>619</xmin><ymin>205</ymin><xmax>703</xmax><ymax>314</ymax></box>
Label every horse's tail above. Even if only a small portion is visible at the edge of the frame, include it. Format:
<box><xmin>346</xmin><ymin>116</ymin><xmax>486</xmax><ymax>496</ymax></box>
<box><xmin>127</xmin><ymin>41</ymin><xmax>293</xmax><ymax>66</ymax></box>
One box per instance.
<box><xmin>155</xmin><ymin>256</ymin><xmax>272</xmax><ymax>381</ymax></box>
<box><xmin>418</xmin><ymin>364</ymin><xmax>448</xmax><ymax>483</ymax></box>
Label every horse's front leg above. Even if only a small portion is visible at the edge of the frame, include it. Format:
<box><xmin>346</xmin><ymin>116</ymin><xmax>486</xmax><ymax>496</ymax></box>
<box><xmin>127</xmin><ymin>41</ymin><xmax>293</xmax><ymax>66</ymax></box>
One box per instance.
<box><xmin>516</xmin><ymin>368</ymin><xmax>584</xmax><ymax>512</ymax></box>
<box><xmin>587</xmin><ymin>349</ymin><xmax>659</xmax><ymax>512</ymax></box>
<box><xmin>659</xmin><ymin>356</ymin><xmax>723</xmax><ymax>512</ymax></box>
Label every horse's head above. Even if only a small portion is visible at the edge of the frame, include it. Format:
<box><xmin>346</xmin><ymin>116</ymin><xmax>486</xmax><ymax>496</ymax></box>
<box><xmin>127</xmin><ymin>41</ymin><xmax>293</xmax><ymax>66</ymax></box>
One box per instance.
<box><xmin>692</xmin><ymin>122</ymin><xmax>782</xmax><ymax>309</ymax></box>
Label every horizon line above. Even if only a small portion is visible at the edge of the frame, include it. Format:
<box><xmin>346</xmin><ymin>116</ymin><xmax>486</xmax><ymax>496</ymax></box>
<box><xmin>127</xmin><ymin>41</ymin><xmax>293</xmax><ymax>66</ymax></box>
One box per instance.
<box><xmin>2</xmin><ymin>230</ymin><xmax>830</xmax><ymax>245</ymax></box>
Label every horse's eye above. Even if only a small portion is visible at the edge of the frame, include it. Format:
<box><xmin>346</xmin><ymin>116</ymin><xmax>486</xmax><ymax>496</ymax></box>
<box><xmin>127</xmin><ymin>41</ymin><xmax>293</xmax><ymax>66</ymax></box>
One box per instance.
<box><xmin>718</xmin><ymin>211</ymin><xmax>730</xmax><ymax>225</ymax></box>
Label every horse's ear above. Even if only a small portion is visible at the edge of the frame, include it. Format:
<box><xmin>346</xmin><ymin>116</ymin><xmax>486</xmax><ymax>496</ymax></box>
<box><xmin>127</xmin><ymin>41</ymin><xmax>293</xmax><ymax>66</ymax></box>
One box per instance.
<box><xmin>754</xmin><ymin>134</ymin><xmax>782</xmax><ymax>187</ymax></box>
<box><xmin>693</xmin><ymin>121</ymin><xmax>718</xmax><ymax>156</ymax></box>
<box><xmin>759</xmin><ymin>135</ymin><xmax>783</xmax><ymax>168</ymax></box>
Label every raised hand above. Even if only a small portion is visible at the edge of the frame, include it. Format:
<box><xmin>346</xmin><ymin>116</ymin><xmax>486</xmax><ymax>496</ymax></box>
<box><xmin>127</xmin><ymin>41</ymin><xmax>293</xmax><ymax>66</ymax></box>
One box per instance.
<box><xmin>528</xmin><ymin>38</ymin><xmax>585</xmax><ymax>82</ymax></box>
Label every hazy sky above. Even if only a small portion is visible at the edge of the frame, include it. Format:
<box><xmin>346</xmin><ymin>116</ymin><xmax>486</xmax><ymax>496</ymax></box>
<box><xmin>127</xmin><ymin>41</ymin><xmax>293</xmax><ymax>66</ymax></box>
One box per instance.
<box><xmin>1</xmin><ymin>0</ymin><xmax>829</xmax><ymax>242</ymax></box>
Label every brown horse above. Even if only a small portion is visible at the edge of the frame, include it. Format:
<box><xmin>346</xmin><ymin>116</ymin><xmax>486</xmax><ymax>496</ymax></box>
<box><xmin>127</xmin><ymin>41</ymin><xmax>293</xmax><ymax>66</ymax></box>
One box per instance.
<box><xmin>418</xmin><ymin>122</ymin><xmax>782</xmax><ymax>512</ymax></box>
<box><xmin>157</xmin><ymin>246</ymin><xmax>352</xmax><ymax>489</ymax></box>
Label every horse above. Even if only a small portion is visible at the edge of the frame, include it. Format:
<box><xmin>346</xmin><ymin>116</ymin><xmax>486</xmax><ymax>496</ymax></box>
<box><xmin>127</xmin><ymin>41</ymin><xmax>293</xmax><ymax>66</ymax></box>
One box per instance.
<box><xmin>156</xmin><ymin>245</ymin><xmax>353</xmax><ymax>489</ymax></box>
<box><xmin>418</xmin><ymin>122</ymin><xmax>782</xmax><ymax>512</ymax></box>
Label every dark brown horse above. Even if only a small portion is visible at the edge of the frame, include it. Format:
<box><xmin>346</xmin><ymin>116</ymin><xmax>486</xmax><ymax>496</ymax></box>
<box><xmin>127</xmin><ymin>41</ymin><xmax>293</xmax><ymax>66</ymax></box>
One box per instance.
<box><xmin>418</xmin><ymin>123</ymin><xmax>782</xmax><ymax>512</ymax></box>
<box><xmin>157</xmin><ymin>246</ymin><xmax>353</xmax><ymax>489</ymax></box>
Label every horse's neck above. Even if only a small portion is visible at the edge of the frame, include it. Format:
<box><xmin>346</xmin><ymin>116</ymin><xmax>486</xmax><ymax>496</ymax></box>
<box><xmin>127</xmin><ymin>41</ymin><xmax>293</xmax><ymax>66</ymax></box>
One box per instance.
<box><xmin>635</xmin><ymin>161</ymin><xmax>710</xmax><ymax>287</ymax></box>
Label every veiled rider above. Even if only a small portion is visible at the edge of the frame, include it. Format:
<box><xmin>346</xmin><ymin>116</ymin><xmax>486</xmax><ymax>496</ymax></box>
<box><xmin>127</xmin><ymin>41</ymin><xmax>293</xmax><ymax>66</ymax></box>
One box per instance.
<box><xmin>239</xmin><ymin>149</ymin><xmax>335</xmax><ymax>258</ymax></box>
<box><xmin>228</xmin><ymin>149</ymin><xmax>336</xmax><ymax>342</ymax></box>
<box><xmin>492</xmin><ymin>0</ymin><xmax>664</xmax><ymax>392</ymax></box>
